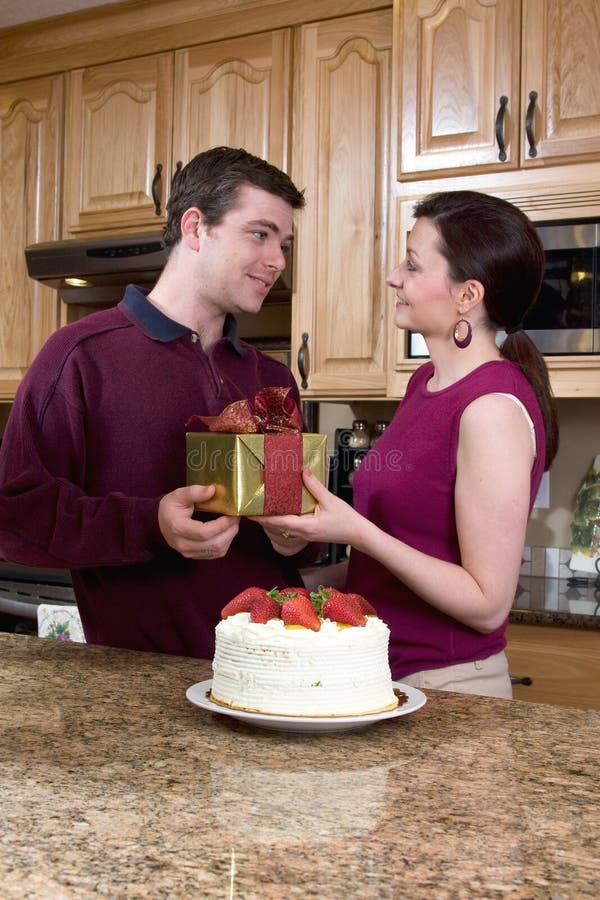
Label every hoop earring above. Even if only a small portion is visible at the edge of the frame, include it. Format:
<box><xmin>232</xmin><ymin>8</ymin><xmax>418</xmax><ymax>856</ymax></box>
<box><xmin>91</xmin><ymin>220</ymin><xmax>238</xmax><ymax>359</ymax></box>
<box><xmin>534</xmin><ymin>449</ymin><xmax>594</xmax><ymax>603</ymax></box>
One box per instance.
<box><xmin>453</xmin><ymin>319</ymin><xmax>472</xmax><ymax>349</ymax></box>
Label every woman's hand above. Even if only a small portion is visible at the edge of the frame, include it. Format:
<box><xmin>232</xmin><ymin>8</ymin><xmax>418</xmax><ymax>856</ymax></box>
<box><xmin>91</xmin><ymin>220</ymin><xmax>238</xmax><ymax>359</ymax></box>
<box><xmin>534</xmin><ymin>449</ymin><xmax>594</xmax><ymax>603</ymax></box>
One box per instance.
<box><xmin>251</xmin><ymin>468</ymin><xmax>362</xmax><ymax>552</ymax></box>
<box><xmin>158</xmin><ymin>484</ymin><xmax>240</xmax><ymax>560</ymax></box>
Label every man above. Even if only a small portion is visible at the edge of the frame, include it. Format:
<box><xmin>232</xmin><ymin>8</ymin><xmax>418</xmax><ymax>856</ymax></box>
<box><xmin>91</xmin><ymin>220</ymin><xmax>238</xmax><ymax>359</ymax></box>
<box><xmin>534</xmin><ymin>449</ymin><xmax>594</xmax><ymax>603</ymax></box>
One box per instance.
<box><xmin>0</xmin><ymin>147</ymin><xmax>311</xmax><ymax>656</ymax></box>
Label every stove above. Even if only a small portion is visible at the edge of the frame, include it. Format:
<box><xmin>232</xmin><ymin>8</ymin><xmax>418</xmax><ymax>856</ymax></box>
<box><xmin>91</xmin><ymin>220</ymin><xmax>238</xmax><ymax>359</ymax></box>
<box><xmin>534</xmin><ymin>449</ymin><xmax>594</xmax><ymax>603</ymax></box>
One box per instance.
<box><xmin>0</xmin><ymin>561</ymin><xmax>75</xmax><ymax>634</ymax></box>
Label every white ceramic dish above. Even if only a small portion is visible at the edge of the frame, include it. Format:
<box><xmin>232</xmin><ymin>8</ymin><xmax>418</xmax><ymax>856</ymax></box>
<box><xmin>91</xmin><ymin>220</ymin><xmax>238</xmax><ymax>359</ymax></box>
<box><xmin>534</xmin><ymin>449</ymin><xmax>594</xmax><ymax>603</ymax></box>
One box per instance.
<box><xmin>185</xmin><ymin>679</ymin><xmax>426</xmax><ymax>733</ymax></box>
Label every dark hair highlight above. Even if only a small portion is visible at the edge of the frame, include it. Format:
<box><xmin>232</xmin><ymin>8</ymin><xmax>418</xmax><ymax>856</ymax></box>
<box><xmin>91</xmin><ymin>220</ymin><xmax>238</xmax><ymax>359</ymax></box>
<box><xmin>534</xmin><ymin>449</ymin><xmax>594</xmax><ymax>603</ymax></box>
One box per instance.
<box><xmin>163</xmin><ymin>146</ymin><xmax>305</xmax><ymax>250</ymax></box>
<box><xmin>413</xmin><ymin>190</ymin><xmax>558</xmax><ymax>468</ymax></box>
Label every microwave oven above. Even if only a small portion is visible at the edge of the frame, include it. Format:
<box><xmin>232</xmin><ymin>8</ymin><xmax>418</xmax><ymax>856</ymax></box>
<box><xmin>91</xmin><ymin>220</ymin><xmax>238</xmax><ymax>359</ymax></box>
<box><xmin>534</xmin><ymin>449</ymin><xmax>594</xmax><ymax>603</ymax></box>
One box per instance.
<box><xmin>409</xmin><ymin>218</ymin><xmax>600</xmax><ymax>357</ymax></box>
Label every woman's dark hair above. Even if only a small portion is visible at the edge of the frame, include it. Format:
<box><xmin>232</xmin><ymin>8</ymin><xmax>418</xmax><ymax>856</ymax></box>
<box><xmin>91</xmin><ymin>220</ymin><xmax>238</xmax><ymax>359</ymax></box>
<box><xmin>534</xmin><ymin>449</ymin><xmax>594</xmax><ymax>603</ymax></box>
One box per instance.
<box><xmin>163</xmin><ymin>146</ymin><xmax>305</xmax><ymax>250</ymax></box>
<box><xmin>413</xmin><ymin>190</ymin><xmax>558</xmax><ymax>469</ymax></box>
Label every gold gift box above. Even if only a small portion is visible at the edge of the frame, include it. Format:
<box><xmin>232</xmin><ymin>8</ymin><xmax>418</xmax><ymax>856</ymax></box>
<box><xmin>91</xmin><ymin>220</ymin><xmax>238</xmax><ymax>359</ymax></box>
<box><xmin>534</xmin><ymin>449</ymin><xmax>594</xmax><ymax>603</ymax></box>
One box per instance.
<box><xmin>186</xmin><ymin>432</ymin><xmax>327</xmax><ymax>516</ymax></box>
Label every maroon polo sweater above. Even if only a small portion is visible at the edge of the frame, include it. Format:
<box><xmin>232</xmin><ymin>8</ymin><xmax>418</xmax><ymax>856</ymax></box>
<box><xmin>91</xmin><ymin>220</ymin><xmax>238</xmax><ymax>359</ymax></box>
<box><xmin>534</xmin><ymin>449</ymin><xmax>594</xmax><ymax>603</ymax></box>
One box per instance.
<box><xmin>0</xmin><ymin>285</ymin><xmax>311</xmax><ymax>656</ymax></box>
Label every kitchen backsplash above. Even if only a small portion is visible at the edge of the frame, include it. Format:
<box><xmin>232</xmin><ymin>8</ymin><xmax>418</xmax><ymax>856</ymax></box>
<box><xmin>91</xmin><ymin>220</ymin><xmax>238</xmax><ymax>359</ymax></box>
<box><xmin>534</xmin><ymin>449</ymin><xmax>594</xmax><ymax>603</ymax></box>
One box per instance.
<box><xmin>520</xmin><ymin>546</ymin><xmax>573</xmax><ymax>579</ymax></box>
<box><xmin>517</xmin><ymin>546</ymin><xmax>599</xmax><ymax>616</ymax></box>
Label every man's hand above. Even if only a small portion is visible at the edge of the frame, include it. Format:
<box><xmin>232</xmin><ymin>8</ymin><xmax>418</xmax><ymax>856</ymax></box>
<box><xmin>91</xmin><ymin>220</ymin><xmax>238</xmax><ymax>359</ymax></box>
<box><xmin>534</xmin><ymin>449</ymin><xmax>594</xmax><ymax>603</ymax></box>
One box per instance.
<box><xmin>158</xmin><ymin>485</ymin><xmax>240</xmax><ymax>559</ymax></box>
<box><xmin>260</xmin><ymin>524</ymin><xmax>309</xmax><ymax>557</ymax></box>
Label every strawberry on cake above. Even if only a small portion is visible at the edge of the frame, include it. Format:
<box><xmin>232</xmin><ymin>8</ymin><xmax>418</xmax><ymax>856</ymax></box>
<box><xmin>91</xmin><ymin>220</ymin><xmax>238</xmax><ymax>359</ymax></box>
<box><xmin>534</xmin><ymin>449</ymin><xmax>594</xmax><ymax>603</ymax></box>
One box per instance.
<box><xmin>210</xmin><ymin>585</ymin><xmax>398</xmax><ymax>717</ymax></box>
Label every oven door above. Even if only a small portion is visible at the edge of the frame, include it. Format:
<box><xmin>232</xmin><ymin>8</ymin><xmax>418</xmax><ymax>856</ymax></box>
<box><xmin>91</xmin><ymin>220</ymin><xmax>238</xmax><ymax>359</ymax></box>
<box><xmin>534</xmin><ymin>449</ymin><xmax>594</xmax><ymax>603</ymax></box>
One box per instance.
<box><xmin>524</xmin><ymin>221</ymin><xmax>599</xmax><ymax>354</ymax></box>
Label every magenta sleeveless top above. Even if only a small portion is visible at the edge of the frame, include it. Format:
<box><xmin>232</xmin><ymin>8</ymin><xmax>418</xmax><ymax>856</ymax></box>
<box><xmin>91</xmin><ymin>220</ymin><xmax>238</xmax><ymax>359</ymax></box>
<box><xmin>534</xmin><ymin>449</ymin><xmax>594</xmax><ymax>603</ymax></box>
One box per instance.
<box><xmin>348</xmin><ymin>360</ymin><xmax>546</xmax><ymax>678</ymax></box>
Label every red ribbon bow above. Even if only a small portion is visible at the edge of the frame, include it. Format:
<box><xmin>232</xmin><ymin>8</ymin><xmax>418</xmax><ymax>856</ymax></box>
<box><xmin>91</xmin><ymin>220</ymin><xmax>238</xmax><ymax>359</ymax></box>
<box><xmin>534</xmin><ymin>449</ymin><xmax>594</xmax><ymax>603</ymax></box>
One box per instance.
<box><xmin>185</xmin><ymin>387</ymin><xmax>303</xmax><ymax>434</ymax></box>
<box><xmin>186</xmin><ymin>388</ymin><xmax>305</xmax><ymax>515</ymax></box>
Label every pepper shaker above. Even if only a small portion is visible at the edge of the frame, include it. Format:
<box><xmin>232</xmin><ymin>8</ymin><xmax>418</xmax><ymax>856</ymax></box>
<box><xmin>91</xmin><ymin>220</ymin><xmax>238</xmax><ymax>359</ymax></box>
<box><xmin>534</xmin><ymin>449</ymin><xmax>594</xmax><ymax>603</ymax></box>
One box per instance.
<box><xmin>370</xmin><ymin>420</ymin><xmax>389</xmax><ymax>447</ymax></box>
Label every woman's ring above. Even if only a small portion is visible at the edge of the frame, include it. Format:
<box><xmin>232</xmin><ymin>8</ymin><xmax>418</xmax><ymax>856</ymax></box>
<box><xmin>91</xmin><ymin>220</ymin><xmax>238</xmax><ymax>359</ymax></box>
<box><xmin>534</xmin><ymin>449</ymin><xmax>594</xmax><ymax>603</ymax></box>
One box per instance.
<box><xmin>281</xmin><ymin>529</ymin><xmax>292</xmax><ymax>539</ymax></box>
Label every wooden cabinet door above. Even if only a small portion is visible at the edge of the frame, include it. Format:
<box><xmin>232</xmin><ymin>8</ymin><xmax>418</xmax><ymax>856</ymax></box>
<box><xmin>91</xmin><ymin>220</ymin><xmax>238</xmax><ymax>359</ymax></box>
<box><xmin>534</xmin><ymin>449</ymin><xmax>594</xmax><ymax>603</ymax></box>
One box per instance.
<box><xmin>292</xmin><ymin>11</ymin><xmax>392</xmax><ymax>397</ymax></box>
<box><xmin>506</xmin><ymin>623</ymin><xmax>600</xmax><ymax>710</ymax></box>
<box><xmin>521</xmin><ymin>0</ymin><xmax>600</xmax><ymax>166</ymax></box>
<box><xmin>0</xmin><ymin>75</ymin><xmax>63</xmax><ymax>399</ymax></box>
<box><xmin>64</xmin><ymin>53</ymin><xmax>173</xmax><ymax>235</ymax></box>
<box><xmin>173</xmin><ymin>31</ymin><xmax>291</xmax><ymax>172</ymax></box>
<box><xmin>397</xmin><ymin>0</ymin><xmax>520</xmax><ymax>179</ymax></box>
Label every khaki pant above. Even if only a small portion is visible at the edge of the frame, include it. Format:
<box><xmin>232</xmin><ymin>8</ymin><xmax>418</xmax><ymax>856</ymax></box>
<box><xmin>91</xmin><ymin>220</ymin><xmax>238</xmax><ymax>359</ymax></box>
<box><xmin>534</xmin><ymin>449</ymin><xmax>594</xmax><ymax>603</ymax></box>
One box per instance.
<box><xmin>400</xmin><ymin>650</ymin><xmax>513</xmax><ymax>700</ymax></box>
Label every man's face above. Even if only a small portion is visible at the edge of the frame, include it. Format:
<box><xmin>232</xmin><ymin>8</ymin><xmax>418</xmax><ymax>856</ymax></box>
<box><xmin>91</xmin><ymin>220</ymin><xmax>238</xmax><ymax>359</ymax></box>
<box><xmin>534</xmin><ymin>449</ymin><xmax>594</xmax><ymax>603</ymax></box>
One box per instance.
<box><xmin>194</xmin><ymin>184</ymin><xmax>295</xmax><ymax>317</ymax></box>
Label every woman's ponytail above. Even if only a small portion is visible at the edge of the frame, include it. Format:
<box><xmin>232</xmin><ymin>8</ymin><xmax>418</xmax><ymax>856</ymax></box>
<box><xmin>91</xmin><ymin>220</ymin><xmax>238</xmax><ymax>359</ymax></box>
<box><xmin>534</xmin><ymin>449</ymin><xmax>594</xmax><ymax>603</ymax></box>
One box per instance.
<box><xmin>500</xmin><ymin>331</ymin><xmax>558</xmax><ymax>469</ymax></box>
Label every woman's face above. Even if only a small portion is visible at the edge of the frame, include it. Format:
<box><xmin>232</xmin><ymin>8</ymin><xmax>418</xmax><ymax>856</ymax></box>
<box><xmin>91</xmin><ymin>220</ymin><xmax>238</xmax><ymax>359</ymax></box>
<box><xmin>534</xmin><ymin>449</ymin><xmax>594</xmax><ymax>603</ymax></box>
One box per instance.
<box><xmin>387</xmin><ymin>217</ymin><xmax>462</xmax><ymax>336</ymax></box>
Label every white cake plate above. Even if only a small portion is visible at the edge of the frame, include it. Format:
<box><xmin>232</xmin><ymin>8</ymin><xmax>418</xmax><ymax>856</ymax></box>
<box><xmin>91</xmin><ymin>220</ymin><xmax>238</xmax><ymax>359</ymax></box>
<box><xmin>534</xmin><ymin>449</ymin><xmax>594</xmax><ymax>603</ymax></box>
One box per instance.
<box><xmin>185</xmin><ymin>679</ymin><xmax>426</xmax><ymax>733</ymax></box>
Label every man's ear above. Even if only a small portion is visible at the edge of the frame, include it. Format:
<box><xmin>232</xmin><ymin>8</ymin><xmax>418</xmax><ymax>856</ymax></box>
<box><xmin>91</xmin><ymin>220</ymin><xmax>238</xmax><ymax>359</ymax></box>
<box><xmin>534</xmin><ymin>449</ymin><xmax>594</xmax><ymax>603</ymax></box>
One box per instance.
<box><xmin>457</xmin><ymin>279</ymin><xmax>485</xmax><ymax>316</ymax></box>
<box><xmin>180</xmin><ymin>208</ymin><xmax>202</xmax><ymax>248</ymax></box>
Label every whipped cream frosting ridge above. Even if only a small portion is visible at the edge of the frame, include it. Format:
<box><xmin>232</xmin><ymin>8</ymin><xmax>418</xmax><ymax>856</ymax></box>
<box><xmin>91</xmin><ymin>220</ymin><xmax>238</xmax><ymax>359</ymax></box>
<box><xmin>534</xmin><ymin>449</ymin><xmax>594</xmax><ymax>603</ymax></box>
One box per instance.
<box><xmin>210</xmin><ymin>612</ymin><xmax>397</xmax><ymax>717</ymax></box>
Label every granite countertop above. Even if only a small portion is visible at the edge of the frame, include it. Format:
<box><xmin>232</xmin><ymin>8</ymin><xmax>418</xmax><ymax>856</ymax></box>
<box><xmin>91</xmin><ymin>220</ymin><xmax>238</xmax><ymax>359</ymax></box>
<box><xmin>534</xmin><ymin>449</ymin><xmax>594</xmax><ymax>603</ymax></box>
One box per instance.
<box><xmin>1</xmin><ymin>634</ymin><xmax>598</xmax><ymax>898</ymax></box>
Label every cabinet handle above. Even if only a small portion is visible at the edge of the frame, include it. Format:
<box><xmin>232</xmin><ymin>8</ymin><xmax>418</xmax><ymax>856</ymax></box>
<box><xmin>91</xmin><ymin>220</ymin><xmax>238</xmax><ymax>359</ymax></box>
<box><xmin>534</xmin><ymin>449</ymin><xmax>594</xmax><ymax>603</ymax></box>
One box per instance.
<box><xmin>510</xmin><ymin>676</ymin><xmax>533</xmax><ymax>686</ymax></box>
<box><xmin>495</xmin><ymin>95</ymin><xmax>509</xmax><ymax>162</ymax></box>
<box><xmin>172</xmin><ymin>160</ymin><xmax>183</xmax><ymax>188</ymax></box>
<box><xmin>297</xmin><ymin>332</ymin><xmax>310</xmax><ymax>390</ymax></box>
<box><xmin>525</xmin><ymin>91</ymin><xmax>538</xmax><ymax>158</ymax></box>
<box><xmin>151</xmin><ymin>163</ymin><xmax>163</xmax><ymax>215</ymax></box>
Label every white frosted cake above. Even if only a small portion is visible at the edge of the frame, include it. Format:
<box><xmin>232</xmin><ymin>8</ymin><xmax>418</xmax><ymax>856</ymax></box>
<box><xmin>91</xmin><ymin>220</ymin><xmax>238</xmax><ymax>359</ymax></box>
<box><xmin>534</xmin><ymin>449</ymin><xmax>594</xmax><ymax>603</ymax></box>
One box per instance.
<box><xmin>210</xmin><ymin>611</ymin><xmax>398</xmax><ymax>717</ymax></box>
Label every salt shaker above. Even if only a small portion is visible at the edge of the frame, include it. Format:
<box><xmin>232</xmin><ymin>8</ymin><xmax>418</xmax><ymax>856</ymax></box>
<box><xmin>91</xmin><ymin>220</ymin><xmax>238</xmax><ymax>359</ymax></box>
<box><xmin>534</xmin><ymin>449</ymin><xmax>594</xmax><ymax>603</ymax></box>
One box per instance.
<box><xmin>348</xmin><ymin>419</ymin><xmax>370</xmax><ymax>449</ymax></box>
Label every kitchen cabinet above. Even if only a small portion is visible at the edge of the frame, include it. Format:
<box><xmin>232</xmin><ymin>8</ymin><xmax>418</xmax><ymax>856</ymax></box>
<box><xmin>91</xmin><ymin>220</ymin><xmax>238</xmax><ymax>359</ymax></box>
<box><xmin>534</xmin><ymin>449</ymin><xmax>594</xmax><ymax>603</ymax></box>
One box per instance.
<box><xmin>64</xmin><ymin>31</ymin><xmax>291</xmax><ymax>236</ymax></box>
<box><xmin>172</xmin><ymin>32</ymin><xmax>291</xmax><ymax>184</ymax></box>
<box><xmin>505</xmin><ymin>622</ymin><xmax>600</xmax><ymax>710</ymax></box>
<box><xmin>64</xmin><ymin>53</ymin><xmax>173</xmax><ymax>235</ymax></box>
<box><xmin>0</xmin><ymin>75</ymin><xmax>63</xmax><ymax>400</ymax></box>
<box><xmin>291</xmin><ymin>10</ymin><xmax>392</xmax><ymax>397</ymax></box>
<box><xmin>397</xmin><ymin>0</ymin><xmax>600</xmax><ymax>180</ymax></box>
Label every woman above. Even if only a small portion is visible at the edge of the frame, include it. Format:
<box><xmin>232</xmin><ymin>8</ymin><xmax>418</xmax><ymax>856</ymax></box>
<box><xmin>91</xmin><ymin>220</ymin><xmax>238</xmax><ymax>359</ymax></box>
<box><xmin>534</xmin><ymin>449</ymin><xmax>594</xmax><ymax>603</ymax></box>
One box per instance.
<box><xmin>256</xmin><ymin>191</ymin><xmax>558</xmax><ymax>699</ymax></box>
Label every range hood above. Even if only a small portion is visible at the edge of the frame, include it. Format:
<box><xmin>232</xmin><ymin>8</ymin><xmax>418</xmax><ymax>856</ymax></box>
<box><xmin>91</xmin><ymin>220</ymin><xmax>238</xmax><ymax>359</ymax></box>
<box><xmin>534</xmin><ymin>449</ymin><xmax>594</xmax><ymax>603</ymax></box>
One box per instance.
<box><xmin>25</xmin><ymin>233</ymin><xmax>166</xmax><ymax>305</ymax></box>
<box><xmin>25</xmin><ymin>232</ymin><xmax>292</xmax><ymax>305</ymax></box>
